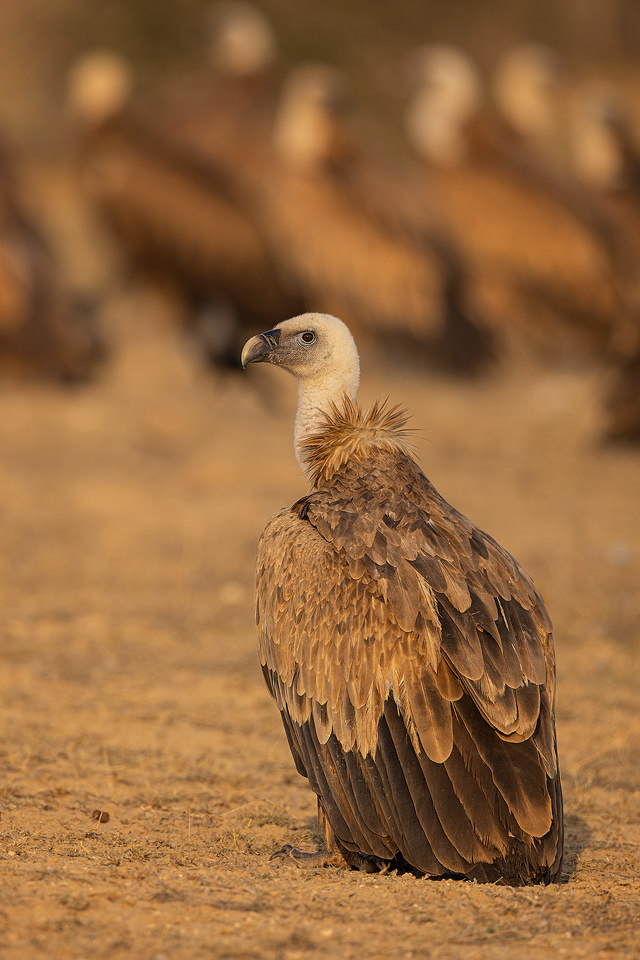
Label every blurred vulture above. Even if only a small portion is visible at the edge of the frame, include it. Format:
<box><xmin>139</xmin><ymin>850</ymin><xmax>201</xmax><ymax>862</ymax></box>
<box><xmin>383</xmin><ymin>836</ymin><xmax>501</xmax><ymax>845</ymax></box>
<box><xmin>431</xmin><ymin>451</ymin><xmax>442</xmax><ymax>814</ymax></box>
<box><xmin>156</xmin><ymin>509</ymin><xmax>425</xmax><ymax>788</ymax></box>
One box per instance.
<box><xmin>258</xmin><ymin>63</ymin><xmax>495</xmax><ymax>374</ymax></box>
<box><xmin>241</xmin><ymin>313</ymin><xmax>563</xmax><ymax>884</ymax></box>
<box><xmin>67</xmin><ymin>40</ymin><xmax>294</xmax><ymax>368</ymax></box>
<box><xmin>405</xmin><ymin>45</ymin><xmax>624</xmax><ymax>361</ymax></box>
<box><xmin>492</xmin><ymin>43</ymin><xmax>571</xmax><ymax>174</ymax></box>
<box><xmin>604</xmin><ymin>349</ymin><xmax>640</xmax><ymax>444</ymax></box>
<box><xmin>0</xmin><ymin>137</ymin><xmax>102</xmax><ymax>381</ymax></box>
<box><xmin>569</xmin><ymin>84</ymin><xmax>640</xmax><ymax>321</ymax></box>
<box><xmin>569</xmin><ymin>86</ymin><xmax>640</xmax><ymax>444</ymax></box>
<box><xmin>147</xmin><ymin>1</ymin><xmax>279</xmax><ymax>192</ymax></box>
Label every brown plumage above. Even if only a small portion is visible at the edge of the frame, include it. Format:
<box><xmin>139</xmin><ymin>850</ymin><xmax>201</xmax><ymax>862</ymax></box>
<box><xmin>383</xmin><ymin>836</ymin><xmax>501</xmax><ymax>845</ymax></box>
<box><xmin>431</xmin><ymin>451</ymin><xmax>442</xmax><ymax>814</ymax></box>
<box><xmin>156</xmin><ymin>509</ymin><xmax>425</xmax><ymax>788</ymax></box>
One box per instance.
<box><xmin>259</xmin><ymin>64</ymin><xmax>495</xmax><ymax>374</ymax></box>
<box><xmin>242</xmin><ymin>313</ymin><xmax>563</xmax><ymax>884</ymax></box>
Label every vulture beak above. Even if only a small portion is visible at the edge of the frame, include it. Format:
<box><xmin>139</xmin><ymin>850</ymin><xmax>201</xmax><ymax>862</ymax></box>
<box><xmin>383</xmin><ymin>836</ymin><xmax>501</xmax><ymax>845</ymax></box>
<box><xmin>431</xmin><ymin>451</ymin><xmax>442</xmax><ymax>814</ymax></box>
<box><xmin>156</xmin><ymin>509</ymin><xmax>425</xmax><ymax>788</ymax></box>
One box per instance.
<box><xmin>241</xmin><ymin>328</ymin><xmax>282</xmax><ymax>368</ymax></box>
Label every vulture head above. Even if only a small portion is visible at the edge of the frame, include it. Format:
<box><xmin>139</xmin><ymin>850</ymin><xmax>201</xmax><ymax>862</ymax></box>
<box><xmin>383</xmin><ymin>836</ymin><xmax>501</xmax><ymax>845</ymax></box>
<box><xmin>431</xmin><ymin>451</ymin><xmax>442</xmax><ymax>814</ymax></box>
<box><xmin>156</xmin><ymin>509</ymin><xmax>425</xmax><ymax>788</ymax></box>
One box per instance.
<box><xmin>404</xmin><ymin>45</ymin><xmax>482</xmax><ymax>166</ymax></box>
<box><xmin>493</xmin><ymin>44</ymin><xmax>565</xmax><ymax>148</ymax></box>
<box><xmin>67</xmin><ymin>49</ymin><xmax>133</xmax><ymax>128</ymax></box>
<box><xmin>207</xmin><ymin>2</ymin><xmax>277</xmax><ymax>78</ymax></box>
<box><xmin>242</xmin><ymin>312</ymin><xmax>360</xmax><ymax>476</ymax></box>
<box><xmin>568</xmin><ymin>83</ymin><xmax>627</xmax><ymax>189</ymax></box>
<box><xmin>272</xmin><ymin>64</ymin><xmax>355</xmax><ymax>171</ymax></box>
<box><xmin>241</xmin><ymin>312</ymin><xmax>359</xmax><ymax>386</ymax></box>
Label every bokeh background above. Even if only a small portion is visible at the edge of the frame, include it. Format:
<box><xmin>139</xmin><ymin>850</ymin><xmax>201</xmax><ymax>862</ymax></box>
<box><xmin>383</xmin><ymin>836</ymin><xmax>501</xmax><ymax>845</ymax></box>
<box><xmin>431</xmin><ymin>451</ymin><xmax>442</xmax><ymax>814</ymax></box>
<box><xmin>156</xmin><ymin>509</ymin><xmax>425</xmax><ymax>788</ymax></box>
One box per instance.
<box><xmin>3</xmin><ymin>0</ymin><xmax>640</xmax><ymax>150</ymax></box>
<box><xmin>0</xmin><ymin>3</ymin><xmax>639</xmax><ymax>959</ymax></box>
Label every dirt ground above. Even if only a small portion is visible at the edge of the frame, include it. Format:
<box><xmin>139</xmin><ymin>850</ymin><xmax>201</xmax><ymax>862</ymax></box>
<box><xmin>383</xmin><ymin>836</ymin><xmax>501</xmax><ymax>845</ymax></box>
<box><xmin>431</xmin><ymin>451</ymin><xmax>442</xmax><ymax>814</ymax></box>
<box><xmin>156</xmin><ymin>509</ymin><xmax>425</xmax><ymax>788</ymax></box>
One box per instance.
<box><xmin>0</xmin><ymin>1</ymin><xmax>639</xmax><ymax>952</ymax></box>
<box><xmin>0</xmin><ymin>296</ymin><xmax>638</xmax><ymax>960</ymax></box>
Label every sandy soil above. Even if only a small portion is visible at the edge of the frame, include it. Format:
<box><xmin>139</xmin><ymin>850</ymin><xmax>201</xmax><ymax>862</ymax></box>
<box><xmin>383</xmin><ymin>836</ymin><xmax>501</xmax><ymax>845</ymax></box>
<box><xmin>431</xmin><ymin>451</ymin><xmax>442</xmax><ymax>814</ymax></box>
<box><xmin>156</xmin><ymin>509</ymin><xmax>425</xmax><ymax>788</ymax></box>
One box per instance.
<box><xmin>0</xmin><ymin>295</ymin><xmax>638</xmax><ymax>960</ymax></box>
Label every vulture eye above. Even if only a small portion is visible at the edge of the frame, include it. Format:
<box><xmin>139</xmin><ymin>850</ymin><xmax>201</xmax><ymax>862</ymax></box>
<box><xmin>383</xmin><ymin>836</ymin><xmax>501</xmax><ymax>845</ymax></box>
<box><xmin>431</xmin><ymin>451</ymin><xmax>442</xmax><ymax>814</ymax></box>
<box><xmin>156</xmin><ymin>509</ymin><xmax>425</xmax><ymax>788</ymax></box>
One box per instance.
<box><xmin>300</xmin><ymin>331</ymin><xmax>315</xmax><ymax>343</ymax></box>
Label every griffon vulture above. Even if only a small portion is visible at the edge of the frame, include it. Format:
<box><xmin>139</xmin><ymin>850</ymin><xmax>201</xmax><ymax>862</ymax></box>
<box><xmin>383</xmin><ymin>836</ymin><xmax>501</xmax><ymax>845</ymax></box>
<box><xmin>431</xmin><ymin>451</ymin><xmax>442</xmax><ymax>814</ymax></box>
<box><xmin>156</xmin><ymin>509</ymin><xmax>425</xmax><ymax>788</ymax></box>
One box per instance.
<box><xmin>258</xmin><ymin>64</ymin><xmax>495</xmax><ymax>374</ymax></box>
<box><xmin>68</xmin><ymin>48</ymin><xmax>293</xmax><ymax>368</ymax></box>
<box><xmin>241</xmin><ymin>313</ymin><xmax>563</xmax><ymax>884</ymax></box>
<box><xmin>405</xmin><ymin>45</ymin><xmax>624</xmax><ymax>361</ymax></box>
<box><xmin>0</xmin><ymin>136</ymin><xmax>102</xmax><ymax>381</ymax></box>
<box><xmin>568</xmin><ymin>85</ymin><xmax>640</xmax><ymax>321</ymax></box>
<box><xmin>567</xmin><ymin>85</ymin><xmax>640</xmax><ymax>443</ymax></box>
<box><xmin>146</xmin><ymin>1</ymin><xmax>279</xmax><ymax>194</ymax></box>
<box><xmin>492</xmin><ymin>44</ymin><xmax>571</xmax><ymax>174</ymax></box>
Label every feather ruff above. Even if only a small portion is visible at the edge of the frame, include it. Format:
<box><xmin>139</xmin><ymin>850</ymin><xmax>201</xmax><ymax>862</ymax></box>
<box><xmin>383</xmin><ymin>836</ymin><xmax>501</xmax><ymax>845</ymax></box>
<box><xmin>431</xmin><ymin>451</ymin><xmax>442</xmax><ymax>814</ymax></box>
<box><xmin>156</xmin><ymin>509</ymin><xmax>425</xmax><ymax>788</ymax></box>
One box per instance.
<box><xmin>301</xmin><ymin>395</ymin><xmax>415</xmax><ymax>487</ymax></box>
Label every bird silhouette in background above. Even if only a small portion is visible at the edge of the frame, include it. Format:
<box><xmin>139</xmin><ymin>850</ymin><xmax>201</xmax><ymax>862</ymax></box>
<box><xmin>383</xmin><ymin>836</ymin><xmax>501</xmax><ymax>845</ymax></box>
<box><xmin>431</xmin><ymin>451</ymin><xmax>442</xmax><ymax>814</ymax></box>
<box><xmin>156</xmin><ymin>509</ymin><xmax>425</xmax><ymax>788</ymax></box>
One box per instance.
<box><xmin>258</xmin><ymin>63</ymin><xmax>496</xmax><ymax>375</ymax></box>
<box><xmin>67</xmin><ymin>36</ymin><xmax>296</xmax><ymax>371</ymax></box>
<box><xmin>404</xmin><ymin>44</ymin><xmax>625</xmax><ymax>363</ymax></box>
<box><xmin>0</xmin><ymin>136</ymin><xmax>103</xmax><ymax>381</ymax></box>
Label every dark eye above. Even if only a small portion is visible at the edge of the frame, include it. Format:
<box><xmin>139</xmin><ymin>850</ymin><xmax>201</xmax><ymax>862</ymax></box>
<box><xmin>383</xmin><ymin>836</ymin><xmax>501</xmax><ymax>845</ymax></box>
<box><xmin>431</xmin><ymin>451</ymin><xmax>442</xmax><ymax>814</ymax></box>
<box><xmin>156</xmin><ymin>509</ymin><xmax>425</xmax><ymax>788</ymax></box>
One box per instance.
<box><xmin>300</xmin><ymin>331</ymin><xmax>315</xmax><ymax>343</ymax></box>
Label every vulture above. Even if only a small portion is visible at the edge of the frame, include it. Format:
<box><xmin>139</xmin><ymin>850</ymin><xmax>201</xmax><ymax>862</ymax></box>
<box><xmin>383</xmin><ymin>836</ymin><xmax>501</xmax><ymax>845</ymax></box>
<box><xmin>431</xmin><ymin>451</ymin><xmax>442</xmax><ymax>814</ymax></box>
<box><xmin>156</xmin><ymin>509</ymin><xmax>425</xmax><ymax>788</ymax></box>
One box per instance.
<box><xmin>567</xmin><ymin>85</ymin><xmax>640</xmax><ymax>443</ymax></box>
<box><xmin>147</xmin><ymin>0</ymin><xmax>279</xmax><ymax>194</ymax></box>
<box><xmin>404</xmin><ymin>45</ymin><xmax>624</xmax><ymax>361</ymax></box>
<box><xmin>0</xmin><ymin>136</ymin><xmax>102</xmax><ymax>381</ymax></box>
<box><xmin>568</xmin><ymin>85</ymin><xmax>640</xmax><ymax>319</ymax></box>
<box><xmin>492</xmin><ymin>44</ymin><xmax>571</xmax><ymax>175</ymax></box>
<box><xmin>68</xmin><ymin>47</ymin><xmax>294</xmax><ymax>369</ymax></box>
<box><xmin>604</xmin><ymin>349</ymin><xmax>640</xmax><ymax>445</ymax></box>
<box><xmin>258</xmin><ymin>63</ymin><xmax>495</xmax><ymax>374</ymax></box>
<box><xmin>241</xmin><ymin>313</ymin><xmax>563</xmax><ymax>884</ymax></box>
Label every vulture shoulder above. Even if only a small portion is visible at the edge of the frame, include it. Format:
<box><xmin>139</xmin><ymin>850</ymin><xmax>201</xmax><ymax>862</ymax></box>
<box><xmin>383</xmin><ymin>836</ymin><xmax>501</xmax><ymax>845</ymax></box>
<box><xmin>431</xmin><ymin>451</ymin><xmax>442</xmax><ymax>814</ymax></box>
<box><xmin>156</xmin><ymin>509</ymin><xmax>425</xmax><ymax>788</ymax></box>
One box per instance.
<box><xmin>256</xmin><ymin>398</ymin><xmax>561</xmax><ymax>881</ymax></box>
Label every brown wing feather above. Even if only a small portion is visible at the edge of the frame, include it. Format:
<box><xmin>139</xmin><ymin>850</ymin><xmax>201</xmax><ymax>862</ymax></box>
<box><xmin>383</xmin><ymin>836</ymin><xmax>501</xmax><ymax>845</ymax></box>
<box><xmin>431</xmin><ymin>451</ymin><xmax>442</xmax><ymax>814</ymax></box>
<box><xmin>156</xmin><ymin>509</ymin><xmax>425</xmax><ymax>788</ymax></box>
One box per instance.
<box><xmin>256</xmin><ymin>412</ymin><xmax>562</xmax><ymax>880</ymax></box>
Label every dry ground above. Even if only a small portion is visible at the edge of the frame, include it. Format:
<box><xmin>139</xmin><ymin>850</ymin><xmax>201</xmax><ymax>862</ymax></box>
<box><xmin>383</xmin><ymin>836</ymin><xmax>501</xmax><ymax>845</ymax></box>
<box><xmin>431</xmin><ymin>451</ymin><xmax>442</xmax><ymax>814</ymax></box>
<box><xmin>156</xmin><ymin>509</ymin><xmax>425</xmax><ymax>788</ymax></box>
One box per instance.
<box><xmin>0</xmin><ymin>2</ymin><xmax>638</xmax><ymax>955</ymax></box>
<box><xmin>0</xmin><ymin>300</ymin><xmax>638</xmax><ymax>960</ymax></box>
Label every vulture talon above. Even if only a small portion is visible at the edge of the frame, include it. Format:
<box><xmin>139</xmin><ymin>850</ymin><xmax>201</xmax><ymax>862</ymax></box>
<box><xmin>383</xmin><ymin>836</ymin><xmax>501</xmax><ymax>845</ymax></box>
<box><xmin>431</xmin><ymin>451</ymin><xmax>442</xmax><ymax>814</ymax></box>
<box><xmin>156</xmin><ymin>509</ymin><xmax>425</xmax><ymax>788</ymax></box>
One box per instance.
<box><xmin>269</xmin><ymin>844</ymin><xmax>332</xmax><ymax>868</ymax></box>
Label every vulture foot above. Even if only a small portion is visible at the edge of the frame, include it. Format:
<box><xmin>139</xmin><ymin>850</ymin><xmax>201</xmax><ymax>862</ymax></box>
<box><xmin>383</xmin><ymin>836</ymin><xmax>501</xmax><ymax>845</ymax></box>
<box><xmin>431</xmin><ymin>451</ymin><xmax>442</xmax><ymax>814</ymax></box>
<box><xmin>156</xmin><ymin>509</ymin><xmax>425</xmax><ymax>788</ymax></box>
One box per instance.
<box><xmin>269</xmin><ymin>843</ymin><xmax>339</xmax><ymax>867</ymax></box>
<box><xmin>269</xmin><ymin>842</ymin><xmax>390</xmax><ymax>873</ymax></box>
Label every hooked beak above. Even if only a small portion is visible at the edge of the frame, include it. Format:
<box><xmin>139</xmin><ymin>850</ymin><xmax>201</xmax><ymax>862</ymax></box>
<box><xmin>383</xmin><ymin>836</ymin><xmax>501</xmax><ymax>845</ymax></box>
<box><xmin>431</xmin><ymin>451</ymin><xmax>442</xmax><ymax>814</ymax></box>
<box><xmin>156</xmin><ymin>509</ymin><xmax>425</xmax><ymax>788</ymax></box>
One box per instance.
<box><xmin>241</xmin><ymin>328</ymin><xmax>281</xmax><ymax>368</ymax></box>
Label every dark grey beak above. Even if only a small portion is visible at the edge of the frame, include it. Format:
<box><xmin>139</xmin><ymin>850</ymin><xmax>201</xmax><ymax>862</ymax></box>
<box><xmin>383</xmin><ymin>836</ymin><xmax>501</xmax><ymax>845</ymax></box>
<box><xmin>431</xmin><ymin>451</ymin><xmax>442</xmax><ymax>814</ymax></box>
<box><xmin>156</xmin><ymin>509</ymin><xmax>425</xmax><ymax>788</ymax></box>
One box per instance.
<box><xmin>241</xmin><ymin>328</ymin><xmax>282</xmax><ymax>368</ymax></box>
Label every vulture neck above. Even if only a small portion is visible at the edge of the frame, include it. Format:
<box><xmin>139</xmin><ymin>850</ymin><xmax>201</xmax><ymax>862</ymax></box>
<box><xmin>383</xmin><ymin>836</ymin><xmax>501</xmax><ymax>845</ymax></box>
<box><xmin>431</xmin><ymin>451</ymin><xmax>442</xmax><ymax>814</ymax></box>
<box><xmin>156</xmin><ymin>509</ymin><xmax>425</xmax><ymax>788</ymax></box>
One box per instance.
<box><xmin>294</xmin><ymin>358</ymin><xmax>360</xmax><ymax>481</ymax></box>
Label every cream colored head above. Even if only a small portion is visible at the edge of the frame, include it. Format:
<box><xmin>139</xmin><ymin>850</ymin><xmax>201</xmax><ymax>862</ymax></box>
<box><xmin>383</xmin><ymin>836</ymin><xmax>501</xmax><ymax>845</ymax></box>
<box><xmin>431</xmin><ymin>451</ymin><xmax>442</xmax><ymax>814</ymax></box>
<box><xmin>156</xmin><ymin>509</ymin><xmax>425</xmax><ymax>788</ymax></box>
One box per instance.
<box><xmin>568</xmin><ymin>83</ymin><xmax>626</xmax><ymax>189</ymax></box>
<box><xmin>493</xmin><ymin>44</ymin><xmax>564</xmax><ymax>144</ymax></box>
<box><xmin>242</xmin><ymin>313</ymin><xmax>360</xmax><ymax>477</ymax></box>
<box><xmin>207</xmin><ymin>2</ymin><xmax>276</xmax><ymax>77</ymax></box>
<box><xmin>273</xmin><ymin>63</ymin><xmax>354</xmax><ymax>169</ymax></box>
<box><xmin>67</xmin><ymin>49</ymin><xmax>133</xmax><ymax>125</ymax></box>
<box><xmin>405</xmin><ymin>45</ymin><xmax>482</xmax><ymax>166</ymax></box>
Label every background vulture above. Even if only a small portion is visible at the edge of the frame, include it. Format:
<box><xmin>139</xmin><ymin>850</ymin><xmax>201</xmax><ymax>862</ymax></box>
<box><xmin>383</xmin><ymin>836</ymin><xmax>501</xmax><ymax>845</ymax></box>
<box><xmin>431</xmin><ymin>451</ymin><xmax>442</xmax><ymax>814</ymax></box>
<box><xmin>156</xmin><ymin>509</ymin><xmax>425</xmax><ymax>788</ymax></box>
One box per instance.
<box><xmin>242</xmin><ymin>312</ymin><xmax>563</xmax><ymax>885</ymax></box>
<box><xmin>68</xmin><ymin>44</ymin><xmax>294</xmax><ymax>370</ymax></box>
<box><xmin>258</xmin><ymin>63</ymin><xmax>495</xmax><ymax>374</ymax></box>
<box><xmin>404</xmin><ymin>45</ymin><xmax>625</xmax><ymax>363</ymax></box>
<box><xmin>0</xmin><ymin>136</ymin><xmax>103</xmax><ymax>381</ymax></box>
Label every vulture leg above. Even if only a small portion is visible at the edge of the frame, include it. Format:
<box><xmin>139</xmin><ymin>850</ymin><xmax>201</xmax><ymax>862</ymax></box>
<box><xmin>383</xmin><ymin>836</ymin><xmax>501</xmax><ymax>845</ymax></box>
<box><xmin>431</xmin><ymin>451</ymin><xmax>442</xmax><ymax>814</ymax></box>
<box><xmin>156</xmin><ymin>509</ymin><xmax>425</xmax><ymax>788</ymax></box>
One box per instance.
<box><xmin>268</xmin><ymin>843</ymin><xmax>340</xmax><ymax>867</ymax></box>
<box><xmin>269</xmin><ymin>842</ymin><xmax>390</xmax><ymax>873</ymax></box>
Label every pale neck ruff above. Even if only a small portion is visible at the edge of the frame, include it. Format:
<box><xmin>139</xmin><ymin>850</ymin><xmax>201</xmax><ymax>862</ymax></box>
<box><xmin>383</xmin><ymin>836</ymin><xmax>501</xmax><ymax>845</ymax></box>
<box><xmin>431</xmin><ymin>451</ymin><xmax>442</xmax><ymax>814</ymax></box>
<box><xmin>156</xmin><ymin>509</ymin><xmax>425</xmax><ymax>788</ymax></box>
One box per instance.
<box><xmin>294</xmin><ymin>366</ymin><xmax>359</xmax><ymax>479</ymax></box>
